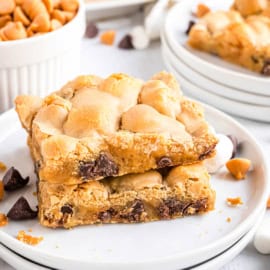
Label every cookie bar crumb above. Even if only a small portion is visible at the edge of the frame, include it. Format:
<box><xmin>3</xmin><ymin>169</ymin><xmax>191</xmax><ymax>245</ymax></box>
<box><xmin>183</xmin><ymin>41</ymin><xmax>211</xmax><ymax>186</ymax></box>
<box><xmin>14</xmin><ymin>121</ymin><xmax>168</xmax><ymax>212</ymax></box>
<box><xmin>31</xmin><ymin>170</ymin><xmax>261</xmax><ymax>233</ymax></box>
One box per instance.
<box><xmin>0</xmin><ymin>213</ymin><xmax>8</xmax><ymax>227</ymax></box>
<box><xmin>16</xmin><ymin>230</ymin><xmax>43</xmax><ymax>245</ymax></box>
<box><xmin>226</xmin><ymin>217</ymin><xmax>231</xmax><ymax>223</ymax></box>
<box><xmin>0</xmin><ymin>162</ymin><xmax>6</xmax><ymax>171</ymax></box>
<box><xmin>226</xmin><ymin>197</ymin><xmax>243</xmax><ymax>206</ymax></box>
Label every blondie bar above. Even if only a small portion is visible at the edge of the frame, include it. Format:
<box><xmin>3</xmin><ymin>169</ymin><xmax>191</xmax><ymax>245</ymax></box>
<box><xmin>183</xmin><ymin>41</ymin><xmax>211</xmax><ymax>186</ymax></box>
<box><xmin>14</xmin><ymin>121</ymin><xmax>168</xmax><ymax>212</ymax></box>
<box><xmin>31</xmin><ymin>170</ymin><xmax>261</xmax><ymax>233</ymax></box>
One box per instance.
<box><xmin>188</xmin><ymin>11</ymin><xmax>270</xmax><ymax>74</ymax></box>
<box><xmin>38</xmin><ymin>163</ymin><xmax>215</xmax><ymax>228</ymax></box>
<box><xmin>15</xmin><ymin>72</ymin><xmax>218</xmax><ymax>184</ymax></box>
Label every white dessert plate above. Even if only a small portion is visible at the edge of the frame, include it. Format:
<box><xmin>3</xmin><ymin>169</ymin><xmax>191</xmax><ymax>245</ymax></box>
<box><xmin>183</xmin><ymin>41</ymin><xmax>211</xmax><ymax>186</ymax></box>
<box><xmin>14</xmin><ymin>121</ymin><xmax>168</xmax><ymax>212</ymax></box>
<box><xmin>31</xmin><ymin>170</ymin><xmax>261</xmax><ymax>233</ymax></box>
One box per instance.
<box><xmin>163</xmin><ymin>53</ymin><xmax>270</xmax><ymax>122</ymax></box>
<box><xmin>0</xmin><ymin>209</ymin><xmax>265</xmax><ymax>270</ymax></box>
<box><xmin>164</xmin><ymin>0</ymin><xmax>270</xmax><ymax>95</ymax></box>
<box><xmin>161</xmin><ymin>36</ymin><xmax>270</xmax><ymax>106</ymax></box>
<box><xmin>0</xmin><ymin>106</ymin><xmax>268</xmax><ymax>270</ymax></box>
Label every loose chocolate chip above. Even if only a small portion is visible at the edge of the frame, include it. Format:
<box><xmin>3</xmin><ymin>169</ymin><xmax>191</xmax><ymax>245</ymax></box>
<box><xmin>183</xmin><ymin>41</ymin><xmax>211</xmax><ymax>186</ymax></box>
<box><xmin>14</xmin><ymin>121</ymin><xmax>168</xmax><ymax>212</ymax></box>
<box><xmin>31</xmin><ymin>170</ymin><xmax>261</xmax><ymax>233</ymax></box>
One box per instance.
<box><xmin>7</xmin><ymin>197</ymin><xmax>37</xmax><ymax>220</ymax></box>
<box><xmin>79</xmin><ymin>152</ymin><xmax>119</xmax><ymax>179</ymax></box>
<box><xmin>3</xmin><ymin>167</ymin><xmax>29</xmax><ymax>191</ymax></box>
<box><xmin>227</xmin><ymin>134</ymin><xmax>238</xmax><ymax>159</ymax></box>
<box><xmin>185</xmin><ymin>20</ymin><xmax>195</xmax><ymax>35</ymax></box>
<box><xmin>118</xmin><ymin>34</ymin><xmax>134</xmax><ymax>49</ymax></box>
<box><xmin>85</xmin><ymin>21</ymin><xmax>99</xmax><ymax>38</ymax></box>
<box><xmin>157</xmin><ymin>156</ymin><xmax>173</xmax><ymax>168</ymax></box>
<box><xmin>261</xmin><ymin>59</ymin><xmax>270</xmax><ymax>75</ymax></box>
<box><xmin>61</xmin><ymin>204</ymin><xmax>73</xmax><ymax>215</ymax></box>
<box><xmin>120</xmin><ymin>199</ymin><xmax>144</xmax><ymax>222</ymax></box>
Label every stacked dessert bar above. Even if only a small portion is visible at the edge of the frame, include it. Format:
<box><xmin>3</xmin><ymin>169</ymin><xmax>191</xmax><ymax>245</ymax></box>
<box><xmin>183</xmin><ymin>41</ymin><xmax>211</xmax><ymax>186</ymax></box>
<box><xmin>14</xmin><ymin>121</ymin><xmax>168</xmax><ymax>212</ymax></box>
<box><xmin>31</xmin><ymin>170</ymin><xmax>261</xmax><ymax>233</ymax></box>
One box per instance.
<box><xmin>15</xmin><ymin>72</ymin><xmax>217</xmax><ymax>228</ymax></box>
<box><xmin>188</xmin><ymin>0</ymin><xmax>270</xmax><ymax>75</ymax></box>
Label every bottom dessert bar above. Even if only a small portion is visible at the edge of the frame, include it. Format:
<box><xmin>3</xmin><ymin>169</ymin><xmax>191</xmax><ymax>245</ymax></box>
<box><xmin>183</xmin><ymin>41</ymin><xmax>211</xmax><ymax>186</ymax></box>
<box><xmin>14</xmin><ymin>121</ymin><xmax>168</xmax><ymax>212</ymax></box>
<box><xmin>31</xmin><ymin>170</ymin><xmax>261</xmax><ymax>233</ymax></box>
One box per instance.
<box><xmin>38</xmin><ymin>163</ymin><xmax>215</xmax><ymax>228</ymax></box>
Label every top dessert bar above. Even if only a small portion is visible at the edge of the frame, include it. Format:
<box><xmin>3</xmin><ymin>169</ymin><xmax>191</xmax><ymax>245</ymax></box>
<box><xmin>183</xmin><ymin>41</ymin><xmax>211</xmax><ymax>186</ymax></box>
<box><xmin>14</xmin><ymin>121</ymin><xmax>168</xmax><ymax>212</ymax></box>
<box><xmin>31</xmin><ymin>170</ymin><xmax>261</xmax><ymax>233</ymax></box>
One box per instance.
<box><xmin>188</xmin><ymin>10</ymin><xmax>270</xmax><ymax>74</ymax></box>
<box><xmin>15</xmin><ymin>72</ymin><xmax>218</xmax><ymax>185</ymax></box>
<box><xmin>231</xmin><ymin>0</ymin><xmax>270</xmax><ymax>17</ymax></box>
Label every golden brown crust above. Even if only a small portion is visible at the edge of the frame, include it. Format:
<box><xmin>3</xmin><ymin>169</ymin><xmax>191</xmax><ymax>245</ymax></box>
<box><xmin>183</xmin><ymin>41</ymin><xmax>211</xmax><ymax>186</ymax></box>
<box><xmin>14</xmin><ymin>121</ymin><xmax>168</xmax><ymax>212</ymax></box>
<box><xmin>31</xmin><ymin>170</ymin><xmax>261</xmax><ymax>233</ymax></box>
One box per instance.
<box><xmin>15</xmin><ymin>72</ymin><xmax>218</xmax><ymax>184</ymax></box>
<box><xmin>38</xmin><ymin>163</ymin><xmax>216</xmax><ymax>228</ymax></box>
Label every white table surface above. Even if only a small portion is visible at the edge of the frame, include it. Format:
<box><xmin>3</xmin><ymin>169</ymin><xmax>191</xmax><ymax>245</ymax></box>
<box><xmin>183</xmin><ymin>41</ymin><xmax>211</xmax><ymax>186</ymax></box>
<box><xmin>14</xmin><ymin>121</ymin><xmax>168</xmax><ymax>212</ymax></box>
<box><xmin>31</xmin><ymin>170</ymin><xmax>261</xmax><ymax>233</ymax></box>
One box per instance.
<box><xmin>1</xmin><ymin>11</ymin><xmax>270</xmax><ymax>270</ymax></box>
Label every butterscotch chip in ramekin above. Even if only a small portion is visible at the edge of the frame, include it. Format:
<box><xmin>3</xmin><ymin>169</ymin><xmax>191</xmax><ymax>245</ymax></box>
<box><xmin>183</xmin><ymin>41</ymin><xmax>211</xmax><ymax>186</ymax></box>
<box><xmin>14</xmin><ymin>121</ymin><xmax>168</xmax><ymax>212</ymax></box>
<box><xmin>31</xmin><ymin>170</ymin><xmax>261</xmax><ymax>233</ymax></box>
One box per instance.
<box><xmin>16</xmin><ymin>230</ymin><xmax>43</xmax><ymax>245</ymax></box>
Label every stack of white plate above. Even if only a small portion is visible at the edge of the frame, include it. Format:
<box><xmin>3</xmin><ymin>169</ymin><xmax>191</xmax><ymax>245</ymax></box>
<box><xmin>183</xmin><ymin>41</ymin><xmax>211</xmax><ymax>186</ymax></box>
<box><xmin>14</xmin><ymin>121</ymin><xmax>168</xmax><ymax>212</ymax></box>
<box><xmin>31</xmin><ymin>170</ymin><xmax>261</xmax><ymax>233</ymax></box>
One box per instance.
<box><xmin>0</xmin><ymin>108</ymin><xmax>269</xmax><ymax>270</ymax></box>
<box><xmin>162</xmin><ymin>0</ymin><xmax>270</xmax><ymax>122</ymax></box>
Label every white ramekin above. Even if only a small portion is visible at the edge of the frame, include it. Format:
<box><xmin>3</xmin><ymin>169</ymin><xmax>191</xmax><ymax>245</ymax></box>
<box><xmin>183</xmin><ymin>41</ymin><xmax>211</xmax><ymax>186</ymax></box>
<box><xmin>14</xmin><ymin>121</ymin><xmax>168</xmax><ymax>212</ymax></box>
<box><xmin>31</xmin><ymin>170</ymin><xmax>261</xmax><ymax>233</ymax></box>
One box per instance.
<box><xmin>0</xmin><ymin>1</ymin><xmax>85</xmax><ymax>113</ymax></box>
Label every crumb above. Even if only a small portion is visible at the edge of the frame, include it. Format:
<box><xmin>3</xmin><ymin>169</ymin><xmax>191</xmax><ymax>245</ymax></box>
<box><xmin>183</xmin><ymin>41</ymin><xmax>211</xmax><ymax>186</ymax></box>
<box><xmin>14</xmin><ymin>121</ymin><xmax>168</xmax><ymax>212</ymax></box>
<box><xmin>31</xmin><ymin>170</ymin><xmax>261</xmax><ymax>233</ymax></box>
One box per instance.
<box><xmin>226</xmin><ymin>217</ymin><xmax>231</xmax><ymax>222</ymax></box>
<box><xmin>100</xmin><ymin>30</ymin><xmax>116</xmax><ymax>45</ymax></box>
<box><xmin>16</xmin><ymin>230</ymin><xmax>43</xmax><ymax>245</ymax></box>
<box><xmin>28</xmin><ymin>228</ymin><xmax>33</xmax><ymax>232</ymax></box>
<box><xmin>32</xmin><ymin>191</ymin><xmax>37</xmax><ymax>196</ymax></box>
<box><xmin>226</xmin><ymin>197</ymin><xmax>243</xmax><ymax>206</ymax></box>
<box><xmin>0</xmin><ymin>162</ymin><xmax>7</xmax><ymax>172</ymax></box>
<box><xmin>0</xmin><ymin>181</ymin><xmax>4</xmax><ymax>201</ymax></box>
<box><xmin>0</xmin><ymin>213</ymin><xmax>8</xmax><ymax>227</ymax></box>
<box><xmin>196</xmin><ymin>3</ymin><xmax>211</xmax><ymax>18</ymax></box>
<box><xmin>267</xmin><ymin>197</ymin><xmax>270</xmax><ymax>208</ymax></box>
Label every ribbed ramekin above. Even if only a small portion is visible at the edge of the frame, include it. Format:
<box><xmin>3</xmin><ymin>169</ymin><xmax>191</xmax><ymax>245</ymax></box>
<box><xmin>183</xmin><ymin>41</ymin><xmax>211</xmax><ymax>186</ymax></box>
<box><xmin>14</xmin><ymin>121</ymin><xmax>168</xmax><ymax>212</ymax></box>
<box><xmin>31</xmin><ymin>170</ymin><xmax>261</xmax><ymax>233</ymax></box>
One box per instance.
<box><xmin>0</xmin><ymin>0</ymin><xmax>85</xmax><ymax>113</ymax></box>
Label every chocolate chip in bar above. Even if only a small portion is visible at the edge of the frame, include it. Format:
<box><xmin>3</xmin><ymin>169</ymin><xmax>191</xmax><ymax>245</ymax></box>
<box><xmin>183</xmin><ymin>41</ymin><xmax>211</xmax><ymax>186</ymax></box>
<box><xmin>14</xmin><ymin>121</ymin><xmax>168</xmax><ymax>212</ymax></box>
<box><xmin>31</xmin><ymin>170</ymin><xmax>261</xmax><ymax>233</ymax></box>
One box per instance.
<box><xmin>79</xmin><ymin>152</ymin><xmax>119</xmax><ymax>179</ymax></box>
<box><xmin>3</xmin><ymin>167</ymin><xmax>29</xmax><ymax>191</ymax></box>
<box><xmin>227</xmin><ymin>135</ymin><xmax>238</xmax><ymax>159</ymax></box>
<box><xmin>61</xmin><ymin>204</ymin><xmax>73</xmax><ymax>215</ymax></box>
<box><xmin>185</xmin><ymin>20</ymin><xmax>195</xmax><ymax>35</ymax></box>
<box><xmin>261</xmin><ymin>59</ymin><xmax>270</xmax><ymax>75</ymax></box>
<box><xmin>120</xmin><ymin>199</ymin><xmax>144</xmax><ymax>222</ymax></box>
<box><xmin>85</xmin><ymin>21</ymin><xmax>99</xmax><ymax>38</ymax></box>
<box><xmin>7</xmin><ymin>197</ymin><xmax>37</xmax><ymax>220</ymax></box>
<box><xmin>157</xmin><ymin>156</ymin><xmax>172</xmax><ymax>168</ymax></box>
<box><xmin>118</xmin><ymin>34</ymin><xmax>134</xmax><ymax>49</ymax></box>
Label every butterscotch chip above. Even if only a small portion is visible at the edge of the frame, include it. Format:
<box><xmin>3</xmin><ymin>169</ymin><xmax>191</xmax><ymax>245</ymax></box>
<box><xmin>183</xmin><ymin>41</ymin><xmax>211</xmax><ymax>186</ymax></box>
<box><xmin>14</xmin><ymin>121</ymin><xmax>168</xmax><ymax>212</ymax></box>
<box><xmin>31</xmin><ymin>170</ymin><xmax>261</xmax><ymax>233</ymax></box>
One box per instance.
<box><xmin>0</xmin><ymin>0</ymin><xmax>15</xmax><ymax>15</ymax></box>
<box><xmin>226</xmin><ymin>197</ymin><xmax>243</xmax><ymax>206</ymax></box>
<box><xmin>0</xmin><ymin>213</ymin><xmax>8</xmax><ymax>227</ymax></box>
<box><xmin>100</xmin><ymin>30</ymin><xmax>116</xmax><ymax>45</ymax></box>
<box><xmin>0</xmin><ymin>161</ymin><xmax>7</xmax><ymax>171</ymax></box>
<box><xmin>226</xmin><ymin>158</ymin><xmax>251</xmax><ymax>180</ymax></box>
<box><xmin>196</xmin><ymin>3</ymin><xmax>211</xmax><ymax>18</ymax></box>
<box><xmin>0</xmin><ymin>15</ymin><xmax>12</xmax><ymax>28</ymax></box>
<box><xmin>50</xmin><ymin>18</ymin><xmax>62</xmax><ymax>31</ymax></box>
<box><xmin>0</xmin><ymin>181</ymin><xmax>4</xmax><ymax>201</ymax></box>
<box><xmin>0</xmin><ymin>21</ymin><xmax>27</xmax><ymax>40</ymax></box>
<box><xmin>60</xmin><ymin>0</ymin><xmax>79</xmax><ymax>12</ymax></box>
<box><xmin>267</xmin><ymin>197</ymin><xmax>270</xmax><ymax>208</ymax></box>
<box><xmin>52</xmin><ymin>9</ymin><xmax>66</xmax><ymax>24</ymax></box>
<box><xmin>14</xmin><ymin>6</ymin><xmax>31</xmax><ymax>26</ymax></box>
<box><xmin>30</xmin><ymin>13</ymin><xmax>51</xmax><ymax>32</ymax></box>
<box><xmin>226</xmin><ymin>217</ymin><xmax>231</xmax><ymax>222</ymax></box>
<box><xmin>16</xmin><ymin>230</ymin><xmax>43</xmax><ymax>245</ymax></box>
<box><xmin>43</xmin><ymin>0</ymin><xmax>54</xmax><ymax>13</ymax></box>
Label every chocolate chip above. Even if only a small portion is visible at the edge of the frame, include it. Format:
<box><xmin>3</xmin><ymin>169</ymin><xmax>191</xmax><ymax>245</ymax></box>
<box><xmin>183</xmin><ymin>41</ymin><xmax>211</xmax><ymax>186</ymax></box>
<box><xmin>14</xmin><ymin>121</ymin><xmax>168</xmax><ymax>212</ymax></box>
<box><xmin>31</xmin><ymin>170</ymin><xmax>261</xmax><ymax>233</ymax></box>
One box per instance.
<box><xmin>98</xmin><ymin>208</ymin><xmax>117</xmax><ymax>222</ymax></box>
<box><xmin>61</xmin><ymin>204</ymin><xmax>73</xmax><ymax>214</ymax></box>
<box><xmin>185</xmin><ymin>20</ymin><xmax>195</xmax><ymax>35</ymax></box>
<box><xmin>118</xmin><ymin>34</ymin><xmax>134</xmax><ymax>49</ymax></box>
<box><xmin>251</xmin><ymin>55</ymin><xmax>259</xmax><ymax>64</ymax></box>
<box><xmin>199</xmin><ymin>145</ymin><xmax>216</xmax><ymax>160</ymax></box>
<box><xmin>157</xmin><ymin>156</ymin><xmax>173</xmax><ymax>168</ymax></box>
<box><xmin>85</xmin><ymin>21</ymin><xmax>99</xmax><ymax>38</ymax></box>
<box><xmin>7</xmin><ymin>197</ymin><xmax>37</xmax><ymax>220</ymax></box>
<box><xmin>79</xmin><ymin>152</ymin><xmax>119</xmax><ymax>179</ymax></box>
<box><xmin>261</xmin><ymin>59</ymin><xmax>270</xmax><ymax>75</ymax></box>
<box><xmin>227</xmin><ymin>135</ymin><xmax>238</xmax><ymax>159</ymax></box>
<box><xmin>3</xmin><ymin>167</ymin><xmax>29</xmax><ymax>191</ymax></box>
<box><xmin>120</xmin><ymin>199</ymin><xmax>144</xmax><ymax>222</ymax></box>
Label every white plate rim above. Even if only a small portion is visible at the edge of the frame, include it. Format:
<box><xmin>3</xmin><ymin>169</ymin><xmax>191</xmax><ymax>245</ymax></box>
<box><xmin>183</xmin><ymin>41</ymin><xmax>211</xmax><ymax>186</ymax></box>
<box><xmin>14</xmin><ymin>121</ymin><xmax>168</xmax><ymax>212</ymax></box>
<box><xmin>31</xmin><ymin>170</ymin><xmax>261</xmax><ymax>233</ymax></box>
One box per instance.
<box><xmin>161</xmin><ymin>34</ymin><xmax>270</xmax><ymax>106</ymax></box>
<box><xmin>164</xmin><ymin>0</ymin><xmax>270</xmax><ymax>95</ymax></box>
<box><xmin>0</xmin><ymin>105</ymin><xmax>269</xmax><ymax>269</ymax></box>
<box><xmin>162</xmin><ymin>52</ymin><xmax>270</xmax><ymax>122</ymax></box>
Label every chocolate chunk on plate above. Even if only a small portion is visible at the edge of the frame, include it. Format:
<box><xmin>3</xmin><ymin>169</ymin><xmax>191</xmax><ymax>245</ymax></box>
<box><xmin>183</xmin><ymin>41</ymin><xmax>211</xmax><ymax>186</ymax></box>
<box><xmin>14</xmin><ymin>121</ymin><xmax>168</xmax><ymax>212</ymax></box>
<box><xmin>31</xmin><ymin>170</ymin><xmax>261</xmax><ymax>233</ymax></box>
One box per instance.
<box><xmin>118</xmin><ymin>34</ymin><xmax>134</xmax><ymax>49</ymax></box>
<box><xmin>85</xmin><ymin>21</ymin><xmax>99</xmax><ymax>38</ymax></box>
<box><xmin>3</xmin><ymin>167</ymin><xmax>29</xmax><ymax>191</ymax></box>
<box><xmin>7</xmin><ymin>197</ymin><xmax>38</xmax><ymax>220</ymax></box>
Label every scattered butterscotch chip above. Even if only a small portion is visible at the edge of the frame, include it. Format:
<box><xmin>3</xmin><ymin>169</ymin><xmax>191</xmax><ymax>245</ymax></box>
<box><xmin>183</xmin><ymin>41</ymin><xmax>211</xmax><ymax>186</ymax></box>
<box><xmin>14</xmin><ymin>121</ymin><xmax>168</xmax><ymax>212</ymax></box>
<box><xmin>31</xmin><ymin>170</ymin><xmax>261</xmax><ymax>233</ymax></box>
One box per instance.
<box><xmin>0</xmin><ymin>213</ymin><xmax>8</xmax><ymax>227</ymax></box>
<box><xmin>267</xmin><ymin>197</ymin><xmax>270</xmax><ymax>208</ymax></box>
<box><xmin>100</xmin><ymin>30</ymin><xmax>116</xmax><ymax>46</ymax></box>
<box><xmin>226</xmin><ymin>197</ymin><xmax>243</xmax><ymax>207</ymax></box>
<box><xmin>226</xmin><ymin>217</ymin><xmax>231</xmax><ymax>223</ymax></box>
<box><xmin>0</xmin><ymin>162</ymin><xmax>7</xmax><ymax>172</ymax></box>
<box><xmin>196</xmin><ymin>3</ymin><xmax>211</xmax><ymax>18</ymax></box>
<box><xmin>0</xmin><ymin>181</ymin><xmax>4</xmax><ymax>201</ymax></box>
<box><xmin>226</xmin><ymin>158</ymin><xmax>251</xmax><ymax>180</ymax></box>
<box><xmin>16</xmin><ymin>230</ymin><xmax>43</xmax><ymax>245</ymax></box>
